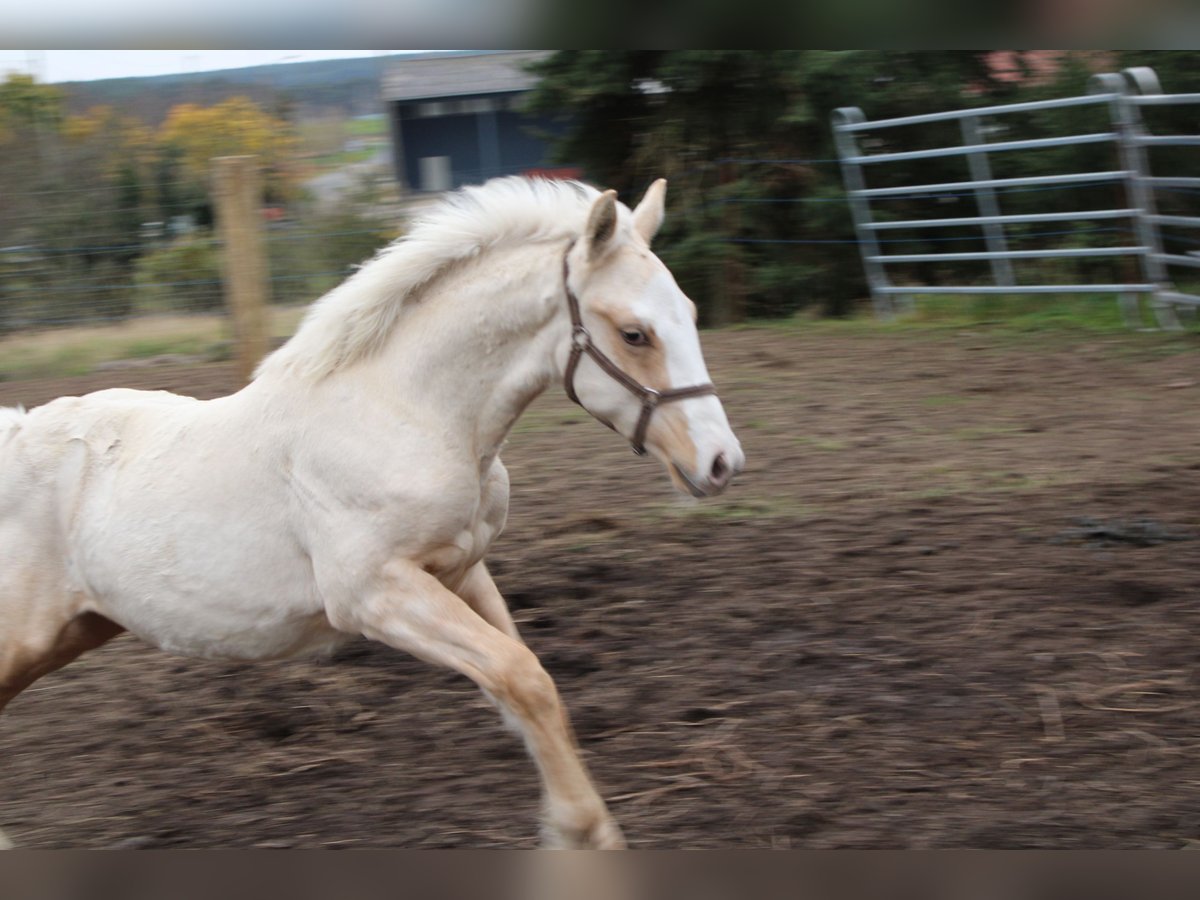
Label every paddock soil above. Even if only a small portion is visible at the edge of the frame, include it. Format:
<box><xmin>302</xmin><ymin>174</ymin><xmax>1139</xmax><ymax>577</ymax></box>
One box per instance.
<box><xmin>2</xmin><ymin>325</ymin><xmax>1200</xmax><ymax>848</ymax></box>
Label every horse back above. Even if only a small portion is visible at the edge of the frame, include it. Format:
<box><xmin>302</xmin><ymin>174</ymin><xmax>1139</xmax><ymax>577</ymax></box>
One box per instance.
<box><xmin>0</xmin><ymin>388</ymin><xmax>199</xmax><ymax>533</ymax></box>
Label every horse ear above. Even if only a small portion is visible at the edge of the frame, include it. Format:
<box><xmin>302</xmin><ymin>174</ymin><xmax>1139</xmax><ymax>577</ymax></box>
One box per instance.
<box><xmin>586</xmin><ymin>190</ymin><xmax>619</xmax><ymax>259</ymax></box>
<box><xmin>632</xmin><ymin>178</ymin><xmax>666</xmax><ymax>244</ymax></box>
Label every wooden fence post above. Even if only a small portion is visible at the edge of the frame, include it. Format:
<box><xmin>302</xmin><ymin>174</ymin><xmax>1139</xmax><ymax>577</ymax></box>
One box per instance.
<box><xmin>212</xmin><ymin>155</ymin><xmax>269</xmax><ymax>383</ymax></box>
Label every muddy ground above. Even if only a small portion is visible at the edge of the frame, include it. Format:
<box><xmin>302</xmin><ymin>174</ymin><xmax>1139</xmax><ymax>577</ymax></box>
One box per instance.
<box><xmin>1</xmin><ymin>325</ymin><xmax>1199</xmax><ymax>848</ymax></box>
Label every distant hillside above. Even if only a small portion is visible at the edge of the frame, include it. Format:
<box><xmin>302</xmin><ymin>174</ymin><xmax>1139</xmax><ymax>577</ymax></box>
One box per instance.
<box><xmin>60</xmin><ymin>54</ymin><xmax>425</xmax><ymax>123</ymax></box>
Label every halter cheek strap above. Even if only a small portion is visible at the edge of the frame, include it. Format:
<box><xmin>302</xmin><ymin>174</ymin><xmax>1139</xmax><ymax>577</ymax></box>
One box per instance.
<box><xmin>561</xmin><ymin>247</ymin><xmax>717</xmax><ymax>456</ymax></box>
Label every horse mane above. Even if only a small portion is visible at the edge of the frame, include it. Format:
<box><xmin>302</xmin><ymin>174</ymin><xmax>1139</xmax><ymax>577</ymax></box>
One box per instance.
<box><xmin>255</xmin><ymin>177</ymin><xmax>601</xmax><ymax>382</ymax></box>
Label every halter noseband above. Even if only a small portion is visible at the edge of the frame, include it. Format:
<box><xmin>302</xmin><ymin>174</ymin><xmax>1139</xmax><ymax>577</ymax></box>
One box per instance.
<box><xmin>561</xmin><ymin>244</ymin><xmax>717</xmax><ymax>456</ymax></box>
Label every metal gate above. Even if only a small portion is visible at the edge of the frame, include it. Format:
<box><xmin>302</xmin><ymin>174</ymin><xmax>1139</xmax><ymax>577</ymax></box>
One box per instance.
<box><xmin>833</xmin><ymin>66</ymin><xmax>1200</xmax><ymax>327</ymax></box>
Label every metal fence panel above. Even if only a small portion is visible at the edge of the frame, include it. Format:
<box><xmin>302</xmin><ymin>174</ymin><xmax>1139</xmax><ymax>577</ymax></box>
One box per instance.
<box><xmin>867</xmin><ymin>209</ymin><xmax>1139</xmax><ymax>230</ymax></box>
<box><xmin>847</xmin><ymin>132</ymin><xmax>1119</xmax><ymax>166</ymax></box>
<box><xmin>854</xmin><ymin>170</ymin><xmax>1130</xmax><ymax>199</ymax></box>
<box><xmin>833</xmin><ymin>66</ymin><xmax>1200</xmax><ymax>328</ymax></box>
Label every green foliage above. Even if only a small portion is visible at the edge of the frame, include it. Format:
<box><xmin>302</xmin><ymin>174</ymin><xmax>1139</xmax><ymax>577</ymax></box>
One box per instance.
<box><xmin>130</xmin><ymin>209</ymin><xmax>397</xmax><ymax>316</ymax></box>
<box><xmin>525</xmin><ymin>51</ymin><xmax>1012</xmax><ymax>322</ymax></box>
<box><xmin>159</xmin><ymin>96</ymin><xmax>299</xmax><ymax>203</ymax></box>
<box><xmin>0</xmin><ymin>73</ymin><xmax>63</xmax><ymax>135</ymax></box>
<box><xmin>346</xmin><ymin>115</ymin><xmax>386</xmax><ymax>137</ymax></box>
<box><xmin>526</xmin><ymin>51</ymin><xmax>1200</xmax><ymax>325</ymax></box>
<box><xmin>0</xmin><ymin>77</ymin><xmax>317</xmax><ymax>327</ymax></box>
<box><xmin>268</xmin><ymin>206</ymin><xmax>398</xmax><ymax>306</ymax></box>
<box><xmin>133</xmin><ymin>238</ymin><xmax>224</xmax><ymax>312</ymax></box>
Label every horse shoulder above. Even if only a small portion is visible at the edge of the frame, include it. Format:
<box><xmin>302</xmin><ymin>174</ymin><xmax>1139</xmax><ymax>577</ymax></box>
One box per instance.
<box><xmin>396</xmin><ymin>455</ymin><xmax>511</xmax><ymax>592</ymax></box>
<box><xmin>301</xmin><ymin>448</ymin><xmax>512</xmax><ymax>617</ymax></box>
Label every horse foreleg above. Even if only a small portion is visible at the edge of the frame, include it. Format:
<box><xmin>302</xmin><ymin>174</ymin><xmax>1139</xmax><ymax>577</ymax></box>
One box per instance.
<box><xmin>329</xmin><ymin>562</ymin><xmax>624</xmax><ymax>849</ymax></box>
<box><xmin>456</xmin><ymin>562</ymin><xmax>521</xmax><ymax>641</ymax></box>
<box><xmin>0</xmin><ymin>611</ymin><xmax>124</xmax><ymax>714</ymax></box>
<box><xmin>455</xmin><ymin>562</ymin><xmax>530</xmax><ymax>739</ymax></box>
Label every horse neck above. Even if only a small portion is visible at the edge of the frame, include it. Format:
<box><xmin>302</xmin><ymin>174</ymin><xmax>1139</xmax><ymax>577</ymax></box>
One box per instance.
<box><xmin>356</xmin><ymin>240</ymin><xmax>567</xmax><ymax>466</ymax></box>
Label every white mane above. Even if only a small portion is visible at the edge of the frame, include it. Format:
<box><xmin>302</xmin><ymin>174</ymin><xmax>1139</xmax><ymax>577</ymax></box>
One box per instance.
<box><xmin>256</xmin><ymin>177</ymin><xmax>601</xmax><ymax>382</ymax></box>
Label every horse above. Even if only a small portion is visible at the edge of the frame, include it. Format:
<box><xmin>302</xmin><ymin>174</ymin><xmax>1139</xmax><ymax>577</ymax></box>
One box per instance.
<box><xmin>0</xmin><ymin>176</ymin><xmax>744</xmax><ymax>849</ymax></box>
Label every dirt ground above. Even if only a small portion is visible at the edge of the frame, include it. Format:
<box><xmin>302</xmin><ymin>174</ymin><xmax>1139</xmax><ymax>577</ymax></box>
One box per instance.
<box><xmin>2</xmin><ymin>325</ymin><xmax>1199</xmax><ymax>848</ymax></box>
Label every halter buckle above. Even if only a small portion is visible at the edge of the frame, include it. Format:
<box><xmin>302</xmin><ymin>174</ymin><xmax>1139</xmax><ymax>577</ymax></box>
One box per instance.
<box><xmin>641</xmin><ymin>389</ymin><xmax>661</xmax><ymax>409</ymax></box>
<box><xmin>571</xmin><ymin>326</ymin><xmax>591</xmax><ymax>350</ymax></box>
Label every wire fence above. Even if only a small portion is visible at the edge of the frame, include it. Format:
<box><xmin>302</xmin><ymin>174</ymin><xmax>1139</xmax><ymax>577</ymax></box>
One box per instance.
<box><xmin>3</xmin><ymin>163</ymin><xmax>1196</xmax><ymax>337</ymax></box>
<box><xmin>0</xmin><ymin>196</ymin><xmax>398</xmax><ymax>333</ymax></box>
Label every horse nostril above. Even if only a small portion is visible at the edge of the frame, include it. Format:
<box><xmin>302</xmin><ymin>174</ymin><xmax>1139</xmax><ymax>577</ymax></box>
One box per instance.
<box><xmin>710</xmin><ymin>452</ymin><xmax>729</xmax><ymax>486</ymax></box>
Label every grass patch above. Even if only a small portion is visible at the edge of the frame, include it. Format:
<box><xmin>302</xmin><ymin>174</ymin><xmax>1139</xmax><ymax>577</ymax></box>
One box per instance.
<box><xmin>793</xmin><ymin>436</ymin><xmax>849</xmax><ymax>452</ymax></box>
<box><xmin>899</xmin><ymin>468</ymin><xmax>1076</xmax><ymax>503</ymax></box>
<box><xmin>725</xmin><ymin>313</ymin><xmax>890</xmax><ymax>336</ymax></box>
<box><xmin>123</xmin><ymin>337</ymin><xmax>212</xmax><ymax>359</ymax></box>
<box><xmin>951</xmin><ymin>425</ymin><xmax>1023</xmax><ymax>442</ymax></box>
<box><xmin>644</xmin><ymin>496</ymin><xmax>813</xmax><ymax>522</ymax></box>
<box><xmin>922</xmin><ymin>395</ymin><xmax>971</xmax><ymax>408</ymax></box>
<box><xmin>347</xmin><ymin>115</ymin><xmax>386</xmax><ymax>137</ymax></box>
<box><xmin>909</xmin><ymin>486</ymin><xmax>952</xmax><ymax>501</ymax></box>
<box><xmin>0</xmin><ymin>307</ymin><xmax>308</xmax><ymax>380</ymax></box>
<box><xmin>896</xmin><ymin>292</ymin><xmax>1134</xmax><ymax>332</ymax></box>
<box><xmin>721</xmin><ymin>295</ymin><xmax>1200</xmax><ymax>344</ymax></box>
<box><xmin>311</xmin><ymin>147</ymin><xmax>378</xmax><ymax>168</ymax></box>
<box><xmin>511</xmin><ymin>406</ymin><xmax>589</xmax><ymax>435</ymax></box>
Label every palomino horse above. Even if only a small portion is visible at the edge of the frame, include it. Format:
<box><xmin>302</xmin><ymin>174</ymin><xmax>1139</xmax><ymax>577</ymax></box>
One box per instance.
<box><xmin>0</xmin><ymin>177</ymin><xmax>743</xmax><ymax>849</ymax></box>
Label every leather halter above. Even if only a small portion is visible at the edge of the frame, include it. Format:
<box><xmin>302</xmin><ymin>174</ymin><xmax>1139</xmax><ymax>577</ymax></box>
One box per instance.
<box><xmin>561</xmin><ymin>245</ymin><xmax>717</xmax><ymax>456</ymax></box>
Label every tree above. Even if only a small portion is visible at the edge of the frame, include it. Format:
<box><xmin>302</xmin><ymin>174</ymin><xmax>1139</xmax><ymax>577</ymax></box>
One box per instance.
<box><xmin>0</xmin><ymin>76</ymin><xmax>393</xmax><ymax>331</ymax></box>
<box><xmin>159</xmin><ymin>96</ymin><xmax>298</xmax><ymax>203</ymax></box>
<box><xmin>527</xmin><ymin>52</ymin><xmax>817</xmax><ymax>322</ymax></box>
<box><xmin>527</xmin><ymin>51</ymin><xmax>1011</xmax><ymax>320</ymax></box>
<box><xmin>0</xmin><ymin>73</ymin><xmax>63</xmax><ymax>137</ymax></box>
<box><xmin>526</xmin><ymin>51</ymin><xmax>1193</xmax><ymax>321</ymax></box>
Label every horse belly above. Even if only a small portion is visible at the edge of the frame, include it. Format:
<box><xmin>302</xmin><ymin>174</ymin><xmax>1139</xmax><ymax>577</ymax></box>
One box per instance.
<box><xmin>59</xmin><ymin>419</ymin><xmax>340</xmax><ymax>661</ymax></box>
<box><xmin>126</xmin><ymin>602</ymin><xmax>349</xmax><ymax>662</ymax></box>
<box><xmin>77</xmin><ymin>528</ymin><xmax>343</xmax><ymax>661</ymax></box>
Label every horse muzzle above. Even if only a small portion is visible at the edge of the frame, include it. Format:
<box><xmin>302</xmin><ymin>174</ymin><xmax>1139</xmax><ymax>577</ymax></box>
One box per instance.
<box><xmin>670</xmin><ymin>445</ymin><xmax>744</xmax><ymax>498</ymax></box>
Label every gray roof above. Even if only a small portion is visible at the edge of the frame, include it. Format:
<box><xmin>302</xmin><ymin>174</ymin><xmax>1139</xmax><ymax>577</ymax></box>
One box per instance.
<box><xmin>382</xmin><ymin>51</ymin><xmax>551</xmax><ymax>102</ymax></box>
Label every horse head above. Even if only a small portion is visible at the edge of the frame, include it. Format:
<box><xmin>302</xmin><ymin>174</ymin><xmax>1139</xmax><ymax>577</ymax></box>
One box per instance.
<box><xmin>562</xmin><ymin>180</ymin><xmax>745</xmax><ymax>497</ymax></box>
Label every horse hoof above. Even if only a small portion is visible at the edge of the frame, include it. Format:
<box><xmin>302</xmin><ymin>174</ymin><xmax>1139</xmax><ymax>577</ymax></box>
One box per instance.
<box><xmin>0</xmin><ymin>830</ymin><xmax>13</xmax><ymax>850</ymax></box>
<box><xmin>586</xmin><ymin>817</ymin><xmax>626</xmax><ymax>850</ymax></box>
<box><xmin>542</xmin><ymin>814</ymin><xmax>626</xmax><ymax>850</ymax></box>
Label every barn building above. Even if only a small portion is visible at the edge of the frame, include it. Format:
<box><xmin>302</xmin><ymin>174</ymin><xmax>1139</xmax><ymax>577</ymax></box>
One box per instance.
<box><xmin>383</xmin><ymin>51</ymin><xmax>577</xmax><ymax>193</ymax></box>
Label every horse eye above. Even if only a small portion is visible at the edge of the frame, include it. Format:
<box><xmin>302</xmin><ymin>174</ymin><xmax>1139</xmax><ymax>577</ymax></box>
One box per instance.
<box><xmin>621</xmin><ymin>328</ymin><xmax>649</xmax><ymax>347</ymax></box>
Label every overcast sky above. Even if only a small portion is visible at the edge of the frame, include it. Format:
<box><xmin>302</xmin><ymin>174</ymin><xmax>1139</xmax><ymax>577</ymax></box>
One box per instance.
<box><xmin>0</xmin><ymin>50</ymin><xmax>407</xmax><ymax>83</ymax></box>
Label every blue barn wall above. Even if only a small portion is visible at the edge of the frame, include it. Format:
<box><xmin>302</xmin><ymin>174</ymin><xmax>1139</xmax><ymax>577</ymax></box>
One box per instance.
<box><xmin>495</xmin><ymin>108</ymin><xmax>560</xmax><ymax>172</ymax></box>
<box><xmin>398</xmin><ymin>111</ymin><xmax>483</xmax><ymax>188</ymax></box>
<box><xmin>391</xmin><ymin>91</ymin><xmax>565</xmax><ymax>191</ymax></box>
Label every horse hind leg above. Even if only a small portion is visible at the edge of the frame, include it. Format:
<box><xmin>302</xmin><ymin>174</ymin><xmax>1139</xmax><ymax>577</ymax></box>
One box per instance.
<box><xmin>0</xmin><ymin>610</ymin><xmax>124</xmax><ymax>849</ymax></box>
<box><xmin>0</xmin><ymin>611</ymin><xmax>125</xmax><ymax>714</ymax></box>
